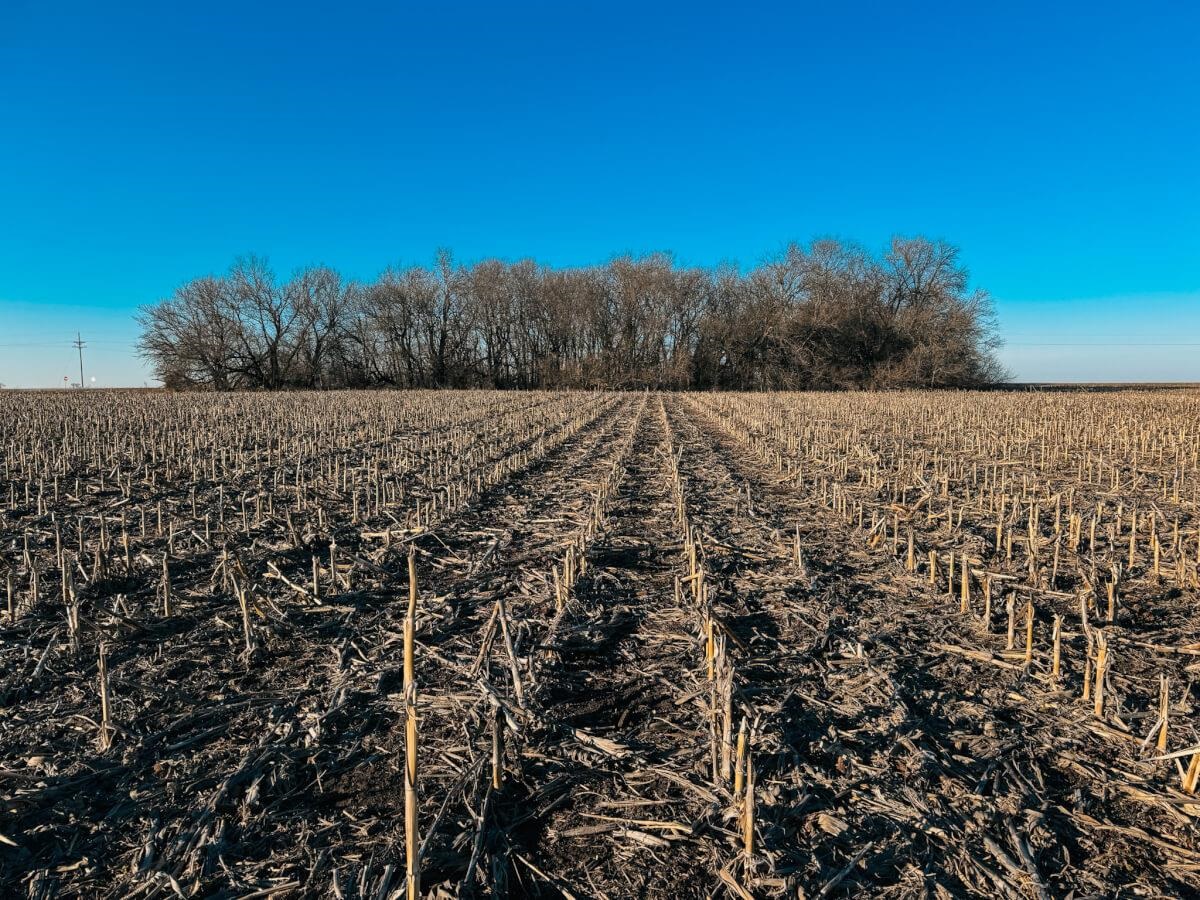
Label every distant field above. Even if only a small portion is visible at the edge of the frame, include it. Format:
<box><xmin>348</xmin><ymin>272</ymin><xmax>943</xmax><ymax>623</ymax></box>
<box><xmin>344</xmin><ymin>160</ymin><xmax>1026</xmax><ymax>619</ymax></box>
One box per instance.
<box><xmin>1</xmin><ymin>389</ymin><xmax>1198</xmax><ymax>897</ymax></box>
<box><xmin>1007</xmin><ymin>382</ymin><xmax>1200</xmax><ymax>391</ymax></box>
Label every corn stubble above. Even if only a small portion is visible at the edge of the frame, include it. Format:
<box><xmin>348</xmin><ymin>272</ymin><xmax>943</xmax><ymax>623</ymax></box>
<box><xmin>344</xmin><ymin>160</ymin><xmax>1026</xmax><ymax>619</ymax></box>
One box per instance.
<box><xmin>0</xmin><ymin>387</ymin><xmax>1197</xmax><ymax>897</ymax></box>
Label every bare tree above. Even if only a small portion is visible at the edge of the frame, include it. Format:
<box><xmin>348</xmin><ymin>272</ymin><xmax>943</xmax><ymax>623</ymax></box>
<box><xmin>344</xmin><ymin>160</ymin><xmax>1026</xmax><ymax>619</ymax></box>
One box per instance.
<box><xmin>138</xmin><ymin>239</ymin><xmax>1008</xmax><ymax>391</ymax></box>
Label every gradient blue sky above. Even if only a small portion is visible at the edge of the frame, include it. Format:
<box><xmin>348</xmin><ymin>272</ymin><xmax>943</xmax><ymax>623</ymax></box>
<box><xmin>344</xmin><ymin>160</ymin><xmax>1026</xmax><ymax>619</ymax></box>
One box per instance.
<box><xmin>2</xmin><ymin>1</ymin><xmax>1198</xmax><ymax>387</ymax></box>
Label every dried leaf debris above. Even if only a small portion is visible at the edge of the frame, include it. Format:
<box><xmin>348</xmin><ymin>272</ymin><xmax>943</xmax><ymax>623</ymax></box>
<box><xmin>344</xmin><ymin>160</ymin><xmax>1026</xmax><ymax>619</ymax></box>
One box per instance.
<box><xmin>1</xmin><ymin>388</ymin><xmax>1198</xmax><ymax>897</ymax></box>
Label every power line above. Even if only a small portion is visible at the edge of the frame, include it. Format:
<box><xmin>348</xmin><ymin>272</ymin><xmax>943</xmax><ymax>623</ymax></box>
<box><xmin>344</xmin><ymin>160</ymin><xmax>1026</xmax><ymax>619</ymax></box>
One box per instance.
<box><xmin>73</xmin><ymin>333</ymin><xmax>86</xmax><ymax>388</ymax></box>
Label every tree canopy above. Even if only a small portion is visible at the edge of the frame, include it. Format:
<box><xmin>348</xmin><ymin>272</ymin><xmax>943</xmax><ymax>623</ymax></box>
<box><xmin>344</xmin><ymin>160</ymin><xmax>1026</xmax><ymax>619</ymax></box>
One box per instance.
<box><xmin>138</xmin><ymin>237</ymin><xmax>1007</xmax><ymax>391</ymax></box>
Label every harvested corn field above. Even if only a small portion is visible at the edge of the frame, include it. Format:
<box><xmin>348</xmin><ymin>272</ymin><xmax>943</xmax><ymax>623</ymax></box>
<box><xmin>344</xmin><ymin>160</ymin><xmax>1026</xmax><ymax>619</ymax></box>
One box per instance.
<box><xmin>1</xmin><ymin>389</ymin><xmax>1199</xmax><ymax>898</ymax></box>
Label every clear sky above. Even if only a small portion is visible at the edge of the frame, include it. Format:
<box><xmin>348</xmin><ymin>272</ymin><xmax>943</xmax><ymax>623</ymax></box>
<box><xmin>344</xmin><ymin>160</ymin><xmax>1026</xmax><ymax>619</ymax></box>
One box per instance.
<box><xmin>1</xmin><ymin>1</ymin><xmax>1197</xmax><ymax>387</ymax></box>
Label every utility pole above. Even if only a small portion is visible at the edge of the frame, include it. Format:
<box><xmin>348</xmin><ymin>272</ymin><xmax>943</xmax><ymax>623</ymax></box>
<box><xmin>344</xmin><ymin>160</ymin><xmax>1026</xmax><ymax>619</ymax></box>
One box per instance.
<box><xmin>73</xmin><ymin>333</ymin><xmax>86</xmax><ymax>388</ymax></box>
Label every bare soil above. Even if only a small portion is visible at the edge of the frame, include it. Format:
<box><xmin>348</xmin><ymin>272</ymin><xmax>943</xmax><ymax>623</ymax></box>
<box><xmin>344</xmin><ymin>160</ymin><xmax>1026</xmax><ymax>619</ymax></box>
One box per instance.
<box><xmin>1</xmin><ymin>389</ymin><xmax>1197</xmax><ymax>898</ymax></box>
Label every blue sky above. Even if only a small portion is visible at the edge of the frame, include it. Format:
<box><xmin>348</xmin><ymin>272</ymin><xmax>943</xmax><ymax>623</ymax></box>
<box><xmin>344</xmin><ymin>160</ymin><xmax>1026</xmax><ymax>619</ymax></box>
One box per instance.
<box><xmin>1</xmin><ymin>0</ymin><xmax>1197</xmax><ymax>386</ymax></box>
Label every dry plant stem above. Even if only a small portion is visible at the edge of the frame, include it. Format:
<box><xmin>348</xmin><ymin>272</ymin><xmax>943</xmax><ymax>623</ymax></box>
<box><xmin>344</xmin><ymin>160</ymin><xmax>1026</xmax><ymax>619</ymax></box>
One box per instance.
<box><xmin>1082</xmin><ymin>634</ymin><xmax>1093</xmax><ymax>703</ymax></box>
<box><xmin>720</xmin><ymin>664</ymin><xmax>734</xmax><ymax>783</ymax></box>
<box><xmin>235</xmin><ymin>579</ymin><xmax>254</xmax><ymax>654</ymax></box>
<box><xmin>734</xmin><ymin>719</ymin><xmax>746</xmax><ymax>795</ymax></box>
<box><xmin>1093</xmin><ymin>631</ymin><xmax>1108</xmax><ymax>718</ymax></box>
<box><xmin>161</xmin><ymin>553</ymin><xmax>172</xmax><ymax>617</ymax></box>
<box><xmin>497</xmin><ymin>598</ymin><xmax>526</xmax><ymax>709</ymax></box>
<box><xmin>742</xmin><ymin>754</ymin><xmax>755</xmax><ymax>865</ymax></box>
<box><xmin>960</xmin><ymin>555</ymin><xmax>969</xmax><ymax>613</ymax></box>
<box><xmin>405</xmin><ymin>547</ymin><xmax>420</xmax><ymax>900</ymax></box>
<box><xmin>705</xmin><ymin>613</ymin><xmax>715</xmax><ymax>682</ymax></box>
<box><xmin>1005</xmin><ymin>595</ymin><xmax>1016</xmax><ymax>651</ymax></box>
<box><xmin>491</xmin><ymin>707</ymin><xmax>503</xmax><ymax>791</ymax></box>
<box><xmin>1023</xmin><ymin>599</ymin><xmax>1034</xmax><ymax>665</ymax></box>
<box><xmin>1185</xmin><ymin>751</ymin><xmax>1200</xmax><ymax>794</ymax></box>
<box><xmin>97</xmin><ymin>640</ymin><xmax>111</xmax><ymax>751</ymax></box>
<box><xmin>1051</xmin><ymin>615</ymin><xmax>1062</xmax><ymax>680</ymax></box>
<box><xmin>1157</xmin><ymin>675</ymin><xmax>1169</xmax><ymax>752</ymax></box>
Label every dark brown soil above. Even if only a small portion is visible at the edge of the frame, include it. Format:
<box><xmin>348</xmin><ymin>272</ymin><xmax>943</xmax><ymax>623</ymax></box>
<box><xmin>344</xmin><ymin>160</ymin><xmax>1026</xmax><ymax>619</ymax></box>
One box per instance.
<box><xmin>1</xmin><ymin>389</ymin><xmax>1197</xmax><ymax>899</ymax></box>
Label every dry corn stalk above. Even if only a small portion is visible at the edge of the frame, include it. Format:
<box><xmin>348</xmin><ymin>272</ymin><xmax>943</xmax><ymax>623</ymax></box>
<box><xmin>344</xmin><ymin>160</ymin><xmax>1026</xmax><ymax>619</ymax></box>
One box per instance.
<box><xmin>97</xmin><ymin>640</ymin><xmax>111</xmax><ymax>751</ymax></box>
<box><xmin>734</xmin><ymin>719</ymin><xmax>747</xmax><ymax>795</ymax></box>
<box><xmin>1093</xmin><ymin>631</ymin><xmax>1108</xmax><ymax>718</ymax></box>
<box><xmin>959</xmin><ymin>555</ymin><xmax>969</xmax><ymax>613</ymax></box>
<box><xmin>404</xmin><ymin>547</ymin><xmax>420</xmax><ymax>900</ymax></box>
<box><xmin>742</xmin><ymin>752</ymin><xmax>755</xmax><ymax>864</ymax></box>
<box><xmin>1184</xmin><ymin>751</ymin><xmax>1200</xmax><ymax>794</ymax></box>
<box><xmin>1082</xmin><ymin>630</ymin><xmax>1093</xmax><ymax>702</ymax></box>
<box><xmin>63</xmin><ymin>562</ymin><xmax>80</xmax><ymax>653</ymax></box>
<box><xmin>704</xmin><ymin>610</ymin><xmax>715</xmax><ymax>682</ymax></box>
<box><xmin>492</xmin><ymin>706</ymin><xmax>503</xmax><ymax>791</ymax></box>
<box><xmin>1005</xmin><ymin>594</ymin><xmax>1016</xmax><ymax>651</ymax></box>
<box><xmin>719</xmin><ymin>660</ymin><xmax>734</xmax><ymax>783</ymax></box>
<box><xmin>161</xmin><ymin>553</ymin><xmax>172</xmax><ymax>617</ymax></box>
<box><xmin>1023</xmin><ymin>599</ymin><xmax>1034</xmax><ymax>665</ymax></box>
<box><xmin>1051</xmin><ymin>615</ymin><xmax>1062</xmax><ymax>680</ymax></box>
<box><xmin>1157</xmin><ymin>675</ymin><xmax>1169</xmax><ymax>752</ymax></box>
<box><xmin>237</xmin><ymin>584</ymin><xmax>255</xmax><ymax>654</ymax></box>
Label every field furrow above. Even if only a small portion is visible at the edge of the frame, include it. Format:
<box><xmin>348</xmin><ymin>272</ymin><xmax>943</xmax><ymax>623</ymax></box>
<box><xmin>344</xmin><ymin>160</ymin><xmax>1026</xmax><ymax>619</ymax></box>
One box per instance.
<box><xmin>2</xmin><ymin>388</ymin><xmax>1198</xmax><ymax>898</ymax></box>
<box><xmin>683</xmin><ymin>393</ymin><xmax>1200</xmax><ymax>898</ymax></box>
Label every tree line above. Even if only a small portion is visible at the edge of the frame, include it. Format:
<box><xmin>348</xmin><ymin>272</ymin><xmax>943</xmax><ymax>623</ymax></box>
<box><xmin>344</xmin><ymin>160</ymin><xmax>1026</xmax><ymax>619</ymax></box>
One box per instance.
<box><xmin>137</xmin><ymin>236</ymin><xmax>1008</xmax><ymax>391</ymax></box>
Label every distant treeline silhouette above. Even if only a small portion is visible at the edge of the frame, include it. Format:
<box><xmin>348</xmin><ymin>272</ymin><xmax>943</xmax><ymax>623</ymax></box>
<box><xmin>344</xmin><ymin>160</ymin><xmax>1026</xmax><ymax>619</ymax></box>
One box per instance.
<box><xmin>137</xmin><ymin>237</ymin><xmax>1007</xmax><ymax>391</ymax></box>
